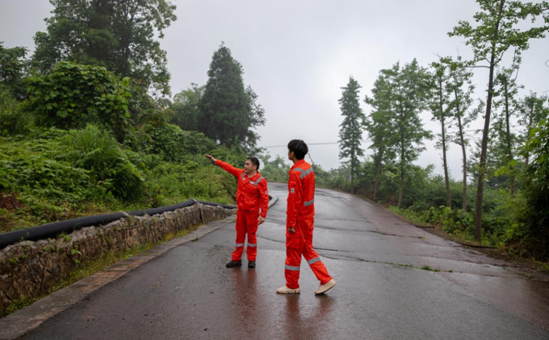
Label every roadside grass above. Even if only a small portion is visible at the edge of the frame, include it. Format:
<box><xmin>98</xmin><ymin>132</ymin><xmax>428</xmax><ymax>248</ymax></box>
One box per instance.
<box><xmin>0</xmin><ymin>225</ymin><xmax>198</xmax><ymax>318</ymax></box>
<box><xmin>387</xmin><ymin>205</ymin><xmax>549</xmax><ymax>274</ymax></box>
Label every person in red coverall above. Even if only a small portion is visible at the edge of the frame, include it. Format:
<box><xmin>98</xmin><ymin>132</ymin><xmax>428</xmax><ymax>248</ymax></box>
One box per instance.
<box><xmin>277</xmin><ymin>140</ymin><xmax>336</xmax><ymax>295</ymax></box>
<box><xmin>205</xmin><ymin>154</ymin><xmax>269</xmax><ymax>268</ymax></box>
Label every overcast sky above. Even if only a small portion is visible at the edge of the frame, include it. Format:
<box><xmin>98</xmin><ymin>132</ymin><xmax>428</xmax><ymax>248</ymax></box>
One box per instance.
<box><xmin>1</xmin><ymin>0</ymin><xmax>548</xmax><ymax>178</ymax></box>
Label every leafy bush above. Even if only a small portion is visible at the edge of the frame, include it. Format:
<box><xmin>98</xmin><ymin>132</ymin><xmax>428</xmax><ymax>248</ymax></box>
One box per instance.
<box><xmin>517</xmin><ymin>118</ymin><xmax>549</xmax><ymax>260</ymax></box>
<box><xmin>26</xmin><ymin>62</ymin><xmax>131</xmax><ymax>140</ymax></box>
<box><xmin>0</xmin><ymin>85</ymin><xmax>33</xmax><ymax>136</ymax></box>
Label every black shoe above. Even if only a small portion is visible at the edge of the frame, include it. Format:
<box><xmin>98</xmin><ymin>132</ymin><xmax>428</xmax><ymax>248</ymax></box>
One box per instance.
<box><xmin>226</xmin><ymin>260</ymin><xmax>242</xmax><ymax>268</ymax></box>
<box><xmin>248</xmin><ymin>261</ymin><xmax>256</xmax><ymax>268</ymax></box>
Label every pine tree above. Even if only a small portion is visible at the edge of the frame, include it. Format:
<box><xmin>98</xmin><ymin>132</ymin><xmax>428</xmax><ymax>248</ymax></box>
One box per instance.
<box><xmin>338</xmin><ymin>77</ymin><xmax>366</xmax><ymax>194</ymax></box>
<box><xmin>198</xmin><ymin>44</ymin><xmax>259</xmax><ymax>148</ymax></box>
<box><xmin>364</xmin><ymin>72</ymin><xmax>396</xmax><ymax>202</ymax></box>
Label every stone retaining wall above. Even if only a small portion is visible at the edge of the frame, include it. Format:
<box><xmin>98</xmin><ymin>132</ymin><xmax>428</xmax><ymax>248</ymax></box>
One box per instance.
<box><xmin>0</xmin><ymin>203</ymin><xmax>235</xmax><ymax>310</ymax></box>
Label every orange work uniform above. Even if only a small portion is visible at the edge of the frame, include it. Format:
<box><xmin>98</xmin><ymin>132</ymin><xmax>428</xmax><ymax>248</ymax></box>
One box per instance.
<box><xmin>284</xmin><ymin>159</ymin><xmax>332</xmax><ymax>289</ymax></box>
<box><xmin>216</xmin><ymin>160</ymin><xmax>269</xmax><ymax>261</ymax></box>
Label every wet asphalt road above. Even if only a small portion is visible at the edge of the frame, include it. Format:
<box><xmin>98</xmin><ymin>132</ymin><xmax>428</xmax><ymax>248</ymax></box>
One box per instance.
<box><xmin>21</xmin><ymin>183</ymin><xmax>549</xmax><ymax>339</ymax></box>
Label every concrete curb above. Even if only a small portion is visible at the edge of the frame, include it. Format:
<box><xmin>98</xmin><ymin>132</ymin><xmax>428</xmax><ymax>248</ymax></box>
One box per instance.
<box><xmin>0</xmin><ymin>218</ymin><xmax>233</xmax><ymax>340</ymax></box>
<box><xmin>268</xmin><ymin>194</ymin><xmax>279</xmax><ymax>208</ymax></box>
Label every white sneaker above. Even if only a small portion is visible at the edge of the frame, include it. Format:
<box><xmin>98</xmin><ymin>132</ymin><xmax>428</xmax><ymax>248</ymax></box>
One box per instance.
<box><xmin>315</xmin><ymin>279</ymin><xmax>336</xmax><ymax>295</ymax></box>
<box><xmin>276</xmin><ymin>285</ymin><xmax>300</xmax><ymax>294</ymax></box>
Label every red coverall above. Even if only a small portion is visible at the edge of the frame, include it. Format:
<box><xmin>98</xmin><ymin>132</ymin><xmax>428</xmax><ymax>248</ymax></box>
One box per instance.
<box><xmin>216</xmin><ymin>160</ymin><xmax>269</xmax><ymax>261</ymax></box>
<box><xmin>285</xmin><ymin>159</ymin><xmax>332</xmax><ymax>289</ymax></box>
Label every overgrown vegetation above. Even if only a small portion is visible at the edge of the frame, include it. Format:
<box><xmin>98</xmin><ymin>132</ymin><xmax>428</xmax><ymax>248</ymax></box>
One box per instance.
<box><xmin>0</xmin><ymin>2</ymin><xmax>264</xmax><ymax>233</ymax></box>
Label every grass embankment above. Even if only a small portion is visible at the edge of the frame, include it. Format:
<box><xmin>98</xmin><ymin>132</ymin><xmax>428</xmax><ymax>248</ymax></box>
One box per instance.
<box><xmin>0</xmin><ymin>126</ymin><xmax>238</xmax><ymax>233</ymax></box>
<box><xmin>388</xmin><ymin>205</ymin><xmax>549</xmax><ymax>273</ymax></box>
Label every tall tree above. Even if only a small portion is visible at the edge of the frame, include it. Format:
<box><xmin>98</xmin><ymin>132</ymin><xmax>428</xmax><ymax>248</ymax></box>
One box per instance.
<box><xmin>519</xmin><ymin>92</ymin><xmax>549</xmax><ymax>167</ymax></box>
<box><xmin>429</xmin><ymin>59</ymin><xmax>453</xmax><ymax>208</ymax></box>
<box><xmin>388</xmin><ymin>60</ymin><xmax>433</xmax><ymax>208</ymax></box>
<box><xmin>364</xmin><ymin>72</ymin><xmax>396</xmax><ymax>201</ymax></box>
<box><xmin>198</xmin><ymin>44</ymin><xmax>265</xmax><ymax>149</ymax></box>
<box><xmin>32</xmin><ymin>0</ymin><xmax>176</xmax><ymax>96</ymax></box>
<box><xmin>449</xmin><ymin>0</ymin><xmax>549</xmax><ymax>242</ymax></box>
<box><xmin>338</xmin><ymin>77</ymin><xmax>365</xmax><ymax>194</ymax></box>
<box><xmin>445</xmin><ymin>57</ymin><xmax>482</xmax><ymax>212</ymax></box>
<box><xmin>493</xmin><ymin>51</ymin><xmax>522</xmax><ymax>194</ymax></box>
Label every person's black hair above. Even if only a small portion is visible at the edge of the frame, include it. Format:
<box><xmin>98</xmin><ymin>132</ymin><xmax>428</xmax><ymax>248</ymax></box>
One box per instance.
<box><xmin>247</xmin><ymin>157</ymin><xmax>260</xmax><ymax>170</ymax></box>
<box><xmin>287</xmin><ymin>139</ymin><xmax>308</xmax><ymax>160</ymax></box>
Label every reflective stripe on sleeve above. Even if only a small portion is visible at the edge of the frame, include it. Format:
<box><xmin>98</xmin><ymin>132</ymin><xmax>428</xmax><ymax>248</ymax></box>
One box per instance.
<box><xmin>300</xmin><ymin>167</ymin><xmax>314</xmax><ymax>179</ymax></box>
<box><xmin>304</xmin><ymin>199</ymin><xmax>314</xmax><ymax>207</ymax></box>
<box><xmin>249</xmin><ymin>176</ymin><xmax>264</xmax><ymax>186</ymax></box>
<box><xmin>285</xmin><ymin>265</ymin><xmax>300</xmax><ymax>271</ymax></box>
<box><xmin>291</xmin><ymin>167</ymin><xmax>314</xmax><ymax>179</ymax></box>
<box><xmin>308</xmin><ymin>257</ymin><xmax>321</xmax><ymax>265</ymax></box>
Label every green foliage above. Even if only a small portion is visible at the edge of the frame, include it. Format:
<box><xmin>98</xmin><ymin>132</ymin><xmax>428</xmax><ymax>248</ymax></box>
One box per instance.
<box><xmin>518</xmin><ymin>118</ymin><xmax>549</xmax><ymax>260</ymax></box>
<box><xmin>0</xmin><ymin>85</ymin><xmax>33</xmax><ymax>136</ymax></box>
<box><xmin>0</xmin><ymin>43</ymin><xmax>29</xmax><ymax>99</ymax></box>
<box><xmin>171</xmin><ymin>84</ymin><xmax>204</xmax><ymax>131</ymax></box>
<box><xmin>148</xmin><ymin>161</ymin><xmax>236</xmax><ymax>205</ymax></box>
<box><xmin>26</xmin><ymin>62</ymin><xmax>131</xmax><ymax>141</ymax></box>
<box><xmin>64</xmin><ymin>125</ymin><xmax>144</xmax><ymax>200</ymax></box>
<box><xmin>198</xmin><ymin>43</ymin><xmax>265</xmax><ymax>149</ymax></box>
<box><xmin>338</xmin><ymin>77</ymin><xmax>365</xmax><ymax>193</ymax></box>
<box><xmin>0</xmin><ymin>130</ymin><xmax>108</xmax><ymax>223</ymax></box>
<box><xmin>32</xmin><ymin>0</ymin><xmax>177</xmax><ymax>96</ymax></box>
<box><xmin>367</xmin><ymin>60</ymin><xmax>433</xmax><ymax>207</ymax></box>
<box><xmin>449</xmin><ymin>0</ymin><xmax>549</xmax><ymax>242</ymax></box>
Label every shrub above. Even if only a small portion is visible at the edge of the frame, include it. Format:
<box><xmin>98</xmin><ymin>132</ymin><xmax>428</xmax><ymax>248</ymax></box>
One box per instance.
<box><xmin>64</xmin><ymin>125</ymin><xmax>144</xmax><ymax>201</ymax></box>
<box><xmin>0</xmin><ymin>85</ymin><xmax>32</xmax><ymax>136</ymax></box>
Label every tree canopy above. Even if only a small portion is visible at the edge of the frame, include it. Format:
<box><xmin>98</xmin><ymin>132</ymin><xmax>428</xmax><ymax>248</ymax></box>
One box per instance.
<box><xmin>32</xmin><ymin>0</ymin><xmax>177</xmax><ymax>96</ymax></box>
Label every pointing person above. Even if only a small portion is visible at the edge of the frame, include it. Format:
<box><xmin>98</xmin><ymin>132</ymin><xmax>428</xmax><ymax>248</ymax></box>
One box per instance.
<box><xmin>277</xmin><ymin>140</ymin><xmax>336</xmax><ymax>295</ymax></box>
<box><xmin>205</xmin><ymin>154</ymin><xmax>269</xmax><ymax>268</ymax></box>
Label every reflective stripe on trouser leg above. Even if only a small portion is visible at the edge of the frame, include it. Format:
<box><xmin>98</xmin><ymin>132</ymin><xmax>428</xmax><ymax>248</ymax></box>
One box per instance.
<box><xmin>300</xmin><ymin>219</ymin><xmax>332</xmax><ymax>285</ymax></box>
<box><xmin>245</xmin><ymin>210</ymin><xmax>259</xmax><ymax>261</ymax></box>
<box><xmin>285</xmin><ymin>245</ymin><xmax>302</xmax><ymax>289</ymax></box>
<box><xmin>231</xmin><ymin>210</ymin><xmax>247</xmax><ymax>261</ymax></box>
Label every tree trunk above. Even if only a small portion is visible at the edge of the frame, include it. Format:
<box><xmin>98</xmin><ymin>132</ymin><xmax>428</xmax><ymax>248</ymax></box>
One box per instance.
<box><xmin>439</xmin><ymin>80</ymin><xmax>451</xmax><ymax>207</ymax></box>
<box><xmin>457</xmin><ymin>113</ymin><xmax>468</xmax><ymax>212</ymax></box>
<box><xmin>397</xmin><ymin>147</ymin><xmax>405</xmax><ymax>208</ymax></box>
<box><xmin>503</xmin><ymin>79</ymin><xmax>515</xmax><ymax>195</ymax></box>
<box><xmin>373</xmin><ymin>150</ymin><xmax>383</xmax><ymax>202</ymax></box>
<box><xmin>525</xmin><ymin>102</ymin><xmax>534</xmax><ymax>167</ymax></box>
<box><xmin>350</xmin><ymin>155</ymin><xmax>355</xmax><ymax>195</ymax></box>
<box><xmin>398</xmin><ymin>169</ymin><xmax>404</xmax><ymax>209</ymax></box>
<box><xmin>475</xmin><ymin>3</ymin><xmax>503</xmax><ymax>242</ymax></box>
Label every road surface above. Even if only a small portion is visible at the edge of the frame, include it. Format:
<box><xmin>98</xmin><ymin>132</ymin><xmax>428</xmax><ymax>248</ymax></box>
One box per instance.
<box><xmin>18</xmin><ymin>183</ymin><xmax>549</xmax><ymax>339</ymax></box>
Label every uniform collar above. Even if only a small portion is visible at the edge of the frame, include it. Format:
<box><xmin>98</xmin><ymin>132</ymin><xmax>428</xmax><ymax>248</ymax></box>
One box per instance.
<box><xmin>290</xmin><ymin>159</ymin><xmax>306</xmax><ymax>171</ymax></box>
<box><xmin>242</xmin><ymin>171</ymin><xmax>261</xmax><ymax>181</ymax></box>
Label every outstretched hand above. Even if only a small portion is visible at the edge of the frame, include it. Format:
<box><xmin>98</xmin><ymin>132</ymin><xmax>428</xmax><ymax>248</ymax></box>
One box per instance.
<box><xmin>205</xmin><ymin>154</ymin><xmax>217</xmax><ymax>163</ymax></box>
